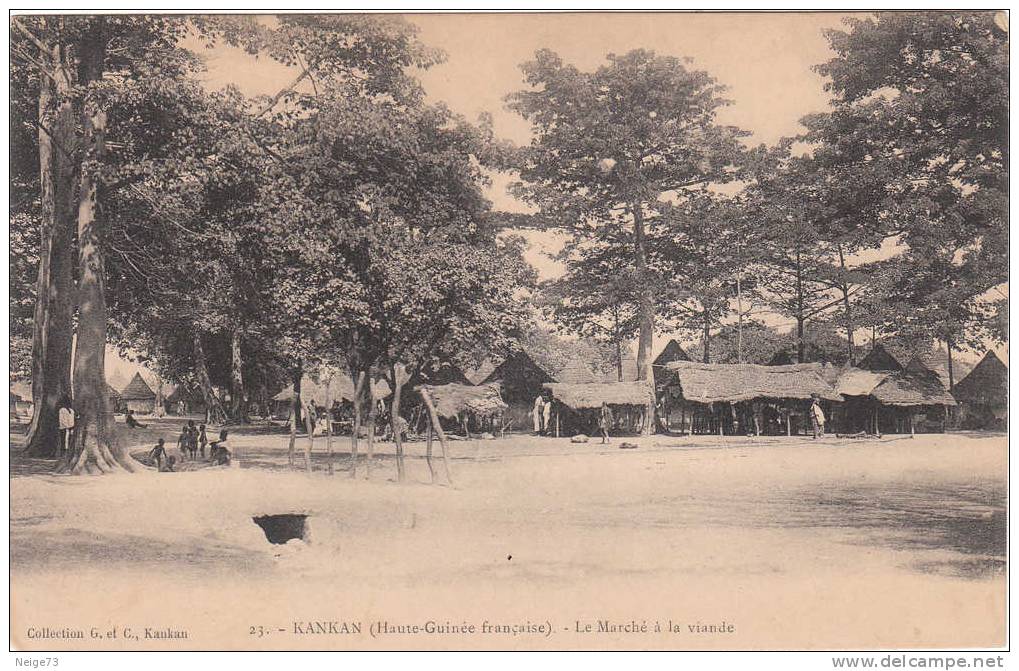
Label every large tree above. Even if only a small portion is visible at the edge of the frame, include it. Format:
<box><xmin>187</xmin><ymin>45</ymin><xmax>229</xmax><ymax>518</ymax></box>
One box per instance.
<box><xmin>508</xmin><ymin>49</ymin><xmax>747</xmax><ymax>431</ymax></box>
<box><xmin>807</xmin><ymin>11</ymin><xmax>1008</xmax><ymax>378</ymax></box>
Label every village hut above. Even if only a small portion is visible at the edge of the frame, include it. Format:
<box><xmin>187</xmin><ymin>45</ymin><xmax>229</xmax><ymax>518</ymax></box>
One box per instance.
<box><xmin>416</xmin><ymin>381</ymin><xmax>508</xmax><ymax>436</ymax></box>
<box><xmin>952</xmin><ymin>351</ymin><xmax>1008</xmax><ymax>430</ymax></box>
<box><xmin>830</xmin><ymin>367</ymin><xmax>956</xmax><ymax>435</ymax></box>
<box><xmin>766</xmin><ymin>342</ymin><xmax>835</xmax><ymax>366</ymax></box>
<box><xmin>270</xmin><ymin>374</ymin><xmax>391</xmax><ymax>421</ymax></box>
<box><xmin>542</xmin><ymin>381</ymin><xmax>652</xmax><ymax>437</ymax></box>
<box><xmin>556</xmin><ymin>357</ymin><xmax>606</xmax><ymax>384</ymax></box>
<box><xmin>660</xmin><ymin>361</ymin><xmax>840</xmax><ymax>436</ymax></box>
<box><xmin>481</xmin><ymin>350</ymin><xmax>556</xmax><ymax>431</ymax></box>
<box><xmin>119</xmin><ymin>372</ymin><xmax>157</xmax><ymax>414</ymax></box>
<box><xmin>856</xmin><ymin>343</ymin><xmax>904</xmax><ymax>372</ymax></box>
<box><xmin>165</xmin><ymin>385</ymin><xmax>206</xmax><ymax>416</ymax></box>
<box><xmin>9</xmin><ymin>381</ymin><xmax>33</xmax><ymax>421</ymax></box>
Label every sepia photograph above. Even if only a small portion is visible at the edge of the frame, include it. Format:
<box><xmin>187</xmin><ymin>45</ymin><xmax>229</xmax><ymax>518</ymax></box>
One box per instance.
<box><xmin>7</xmin><ymin>9</ymin><xmax>1009</xmax><ymax>656</ymax></box>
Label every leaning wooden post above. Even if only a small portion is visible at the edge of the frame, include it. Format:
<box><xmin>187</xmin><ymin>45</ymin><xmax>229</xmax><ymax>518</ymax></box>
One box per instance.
<box><xmin>419</xmin><ymin>387</ymin><xmax>453</xmax><ymax>486</ymax></box>
<box><xmin>325</xmin><ymin>373</ymin><xmax>334</xmax><ymax>475</ymax></box>
<box><xmin>425</xmin><ymin>421</ymin><xmax>436</xmax><ymax>484</ymax></box>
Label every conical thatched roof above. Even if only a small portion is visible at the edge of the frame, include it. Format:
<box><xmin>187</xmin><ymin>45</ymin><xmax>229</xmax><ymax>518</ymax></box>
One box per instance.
<box><xmin>856</xmin><ymin>343</ymin><xmax>904</xmax><ymax>372</ymax></box>
<box><xmin>952</xmin><ymin>351</ymin><xmax>1008</xmax><ymax>406</ymax></box>
<box><xmin>119</xmin><ymin>372</ymin><xmax>156</xmax><ymax>401</ymax></box>
<box><xmin>653</xmin><ymin>339</ymin><xmax>691</xmax><ymax>367</ymax></box>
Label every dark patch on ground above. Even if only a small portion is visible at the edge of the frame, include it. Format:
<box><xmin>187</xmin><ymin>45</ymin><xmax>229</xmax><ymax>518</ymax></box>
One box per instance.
<box><xmin>253</xmin><ymin>514</ymin><xmax>308</xmax><ymax>544</ymax></box>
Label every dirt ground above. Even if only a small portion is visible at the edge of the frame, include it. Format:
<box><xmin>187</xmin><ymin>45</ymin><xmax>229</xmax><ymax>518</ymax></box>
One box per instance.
<box><xmin>9</xmin><ymin>419</ymin><xmax>1007</xmax><ymax>651</ymax></box>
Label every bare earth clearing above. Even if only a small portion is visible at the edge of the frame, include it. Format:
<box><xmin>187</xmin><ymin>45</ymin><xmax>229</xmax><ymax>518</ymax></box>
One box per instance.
<box><xmin>10</xmin><ymin>420</ymin><xmax>1006</xmax><ymax>650</ymax></box>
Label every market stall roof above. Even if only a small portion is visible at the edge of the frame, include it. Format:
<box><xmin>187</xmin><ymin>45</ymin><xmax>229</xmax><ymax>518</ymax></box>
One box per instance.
<box><xmin>662</xmin><ymin>361</ymin><xmax>841</xmax><ymax>403</ymax></box>
<box><xmin>418</xmin><ymin>382</ymin><xmax>507</xmax><ymax>419</ymax></box>
<box><xmin>543</xmin><ymin>381</ymin><xmax>652</xmax><ymax>410</ymax></box>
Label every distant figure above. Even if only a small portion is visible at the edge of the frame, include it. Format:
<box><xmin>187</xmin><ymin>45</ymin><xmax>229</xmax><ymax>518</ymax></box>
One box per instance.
<box><xmin>149</xmin><ymin>438</ymin><xmax>167</xmax><ymax>471</ymax></box>
<box><xmin>532</xmin><ymin>396</ymin><xmax>544</xmax><ymax>434</ymax></box>
<box><xmin>198</xmin><ymin>424</ymin><xmax>208</xmax><ymax>459</ymax></box>
<box><xmin>177</xmin><ymin>400</ymin><xmax>186</xmax><ymax>416</ymax></box>
<box><xmin>542</xmin><ymin>397</ymin><xmax>553</xmax><ymax>435</ymax></box>
<box><xmin>810</xmin><ymin>394</ymin><xmax>826</xmax><ymax>439</ymax></box>
<box><xmin>57</xmin><ymin>395</ymin><xmax>75</xmax><ymax>455</ymax></box>
<box><xmin>598</xmin><ymin>402</ymin><xmax>613</xmax><ymax>444</ymax></box>
<box><xmin>176</xmin><ymin>426</ymin><xmax>190</xmax><ymax>460</ymax></box>
<box><xmin>186</xmin><ymin>420</ymin><xmax>198</xmax><ymax>459</ymax></box>
<box><xmin>125</xmin><ymin>409</ymin><xmax>146</xmax><ymax>429</ymax></box>
<box><xmin>210</xmin><ymin>429</ymin><xmax>234</xmax><ymax>466</ymax></box>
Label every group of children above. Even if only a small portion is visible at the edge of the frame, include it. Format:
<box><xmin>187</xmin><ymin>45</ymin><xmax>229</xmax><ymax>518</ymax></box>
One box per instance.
<box><xmin>148</xmin><ymin>422</ymin><xmax>232</xmax><ymax>472</ymax></box>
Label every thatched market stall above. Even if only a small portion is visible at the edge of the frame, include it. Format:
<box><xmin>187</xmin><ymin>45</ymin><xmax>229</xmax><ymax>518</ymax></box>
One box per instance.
<box><xmin>659</xmin><ymin>361</ymin><xmax>841</xmax><ymax>435</ymax></box>
<box><xmin>542</xmin><ymin>381</ymin><xmax>653</xmax><ymax>436</ymax></box>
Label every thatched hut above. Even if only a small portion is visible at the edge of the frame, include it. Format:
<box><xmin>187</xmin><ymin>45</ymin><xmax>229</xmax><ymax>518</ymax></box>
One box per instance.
<box><xmin>659</xmin><ymin>361</ymin><xmax>840</xmax><ymax>435</ymax></box>
<box><xmin>119</xmin><ymin>373</ymin><xmax>157</xmax><ymax>414</ymax></box>
<box><xmin>952</xmin><ymin>351</ymin><xmax>1008</xmax><ymax>430</ymax></box>
<box><xmin>481</xmin><ymin>350</ymin><xmax>556</xmax><ymax>431</ymax></box>
<box><xmin>9</xmin><ymin>381</ymin><xmax>33</xmax><ymax>420</ymax></box>
<box><xmin>417</xmin><ymin>381</ymin><xmax>508</xmax><ymax>436</ymax></box>
<box><xmin>830</xmin><ymin>367</ymin><xmax>956</xmax><ymax>434</ymax></box>
<box><xmin>542</xmin><ymin>381</ymin><xmax>652</xmax><ymax>436</ymax></box>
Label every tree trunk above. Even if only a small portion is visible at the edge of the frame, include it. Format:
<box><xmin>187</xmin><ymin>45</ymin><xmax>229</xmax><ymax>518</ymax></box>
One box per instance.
<box><xmin>631</xmin><ymin>202</ymin><xmax>655</xmax><ymax>435</ymax></box>
<box><xmin>349</xmin><ymin>370</ymin><xmax>365</xmax><ymax>478</ymax></box>
<box><xmin>837</xmin><ymin>245</ymin><xmax>855</xmax><ymax>365</ymax></box>
<box><xmin>287</xmin><ymin>360</ymin><xmax>301</xmax><ymax>468</ymax></box>
<box><xmin>25</xmin><ymin>42</ymin><xmax>75</xmax><ymax>458</ymax></box>
<box><xmin>58</xmin><ymin>23</ymin><xmax>140</xmax><ymax>474</ymax></box>
<box><xmin>795</xmin><ymin>247</ymin><xmax>805</xmax><ymax>363</ymax></box>
<box><xmin>229</xmin><ymin>328</ymin><xmax>248</xmax><ymax>423</ymax></box>
<box><xmin>192</xmin><ymin>330</ymin><xmax>227</xmax><ymax>424</ymax></box>
<box><xmin>365</xmin><ymin>385</ymin><xmax>377</xmax><ymax>480</ymax></box>
<box><xmin>325</xmin><ymin>372</ymin><xmax>334</xmax><ymax>475</ymax></box>
<box><xmin>613</xmin><ymin>308</ymin><xmax>623</xmax><ymax>381</ymax></box>
<box><xmin>389</xmin><ymin>363</ymin><xmax>406</xmax><ymax>482</ymax></box>
<box><xmin>420</xmin><ymin>387</ymin><xmax>453</xmax><ymax>486</ymax></box>
<box><xmin>736</xmin><ymin>271</ymin><xmax>744</xmax><ymax>365</ymax></box>
<box><xmin>702</xmin><ymin>309</ymin><xmax>711</xmax><ymax>363</ymax></box>
<box><xmin>945</xmin><ymin>336</ymin><xmax>955</xmax><ymax>391</ymax></box>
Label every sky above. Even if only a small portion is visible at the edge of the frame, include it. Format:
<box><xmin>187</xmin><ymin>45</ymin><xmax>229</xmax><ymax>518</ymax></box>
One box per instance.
<box><xmin>107</xmin><ymin>12</ymin><xmax>997</xmax><ymax>383</ymax></box>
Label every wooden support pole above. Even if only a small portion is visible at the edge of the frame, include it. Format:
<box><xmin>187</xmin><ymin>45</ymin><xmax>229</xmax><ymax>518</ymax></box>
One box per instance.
<box><xmin>425</xmin><ymin>421</ymin><xmax>435</xmax><ymax>484</ymax></box>
<box><xmin>325</xmin><ymin>374</ymin><xmax>333</xmax><ymax>475</ymax></box>
<box><xmin>909</xmin><ymin>411</ymin><xmax>915</xmax><ymax>438</ymax></box>
<box><xmin>786</xmin><ymin>409</ymin><xmax>791</xmax><ymax>437</ymax></box>
<box><xmin>420</xmin><ymin>388</ymin><xmax>453</xmax><ymax>486</ymax></box>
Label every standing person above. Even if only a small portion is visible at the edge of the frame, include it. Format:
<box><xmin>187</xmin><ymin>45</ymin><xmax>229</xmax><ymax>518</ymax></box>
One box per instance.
<box><xmin>177</xmin><ymin>400</ymin><xmax>186</xmax><ymax>416</ymax></box>
<box><xmin>198</xmin><ymin>424</ymin><xmax>208</xmax><ymax>459</ymax></box>
<box><xmin>542</xmin><ymin>396</ymin><xmax>553</xmax><ymax>436</ymax></box>
<box><xmin>175</xmin><ymin>425</ymin><xmax>190</xmax><ymax>461</ymax></box>
<box><xmin>57</xmin><ymin>395</ymin><xmax>75</xmax><ymax>456</ymax></box>
<box><xmin>149</xmin><ymin>439</ymin><xmax>167</xmax><ymax>471</ymax></box>
<box><xmin>532</xmin><ymin>395</ymin><xmax>544</xmax><ymax>434</ymax></box>
<box><xmin>810</xmin><ymin>394</ymin><xmax>826</xmax><ymax>439</ymax></box>
<box><xmin>186</xmin><ymin>420</ymin><xmax>198</xmax><ymax>459</ymax></box>
<box><xmin>598</xmin><ymin>401</ymin><xmax>613</xmax><ymax>444</ymax></box>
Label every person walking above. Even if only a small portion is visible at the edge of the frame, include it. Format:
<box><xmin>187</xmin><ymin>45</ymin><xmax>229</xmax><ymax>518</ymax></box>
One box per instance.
<box><xmin>810</xmin><ymin>394</ymin><xmax>826</xmax><ymax>439</ymax></box>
